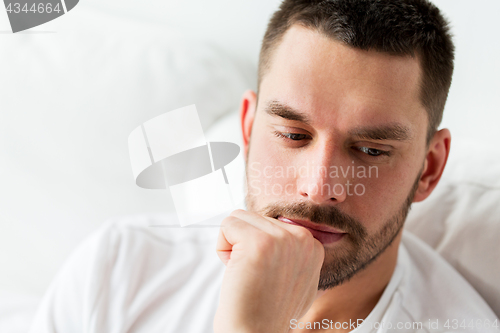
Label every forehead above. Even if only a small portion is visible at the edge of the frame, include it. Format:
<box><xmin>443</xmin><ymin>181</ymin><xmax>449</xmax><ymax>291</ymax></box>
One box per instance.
<box><xmin>259</xmin><ymin>25</ymin><xmax>426</xmax><ymax>137</ymax></box>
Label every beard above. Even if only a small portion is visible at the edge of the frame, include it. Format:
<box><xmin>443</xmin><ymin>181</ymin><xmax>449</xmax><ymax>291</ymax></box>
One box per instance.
<box><xmin>245</xmin><ymin>171</ymin><xmax>421</xmax><ymax>290</ymax></box>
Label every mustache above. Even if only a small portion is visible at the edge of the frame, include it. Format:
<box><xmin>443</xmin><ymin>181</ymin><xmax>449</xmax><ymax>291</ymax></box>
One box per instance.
<box><xmin>262</xmin><ymin>201</ymin><xmax>367</xmax><ymax>241</ymax></box>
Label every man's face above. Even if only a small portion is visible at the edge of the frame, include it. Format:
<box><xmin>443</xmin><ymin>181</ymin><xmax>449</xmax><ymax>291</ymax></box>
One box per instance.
<box><xmin>245</xmin><ymin>26</ymin><xmax>429</xmax><ymax>289</ymax></box>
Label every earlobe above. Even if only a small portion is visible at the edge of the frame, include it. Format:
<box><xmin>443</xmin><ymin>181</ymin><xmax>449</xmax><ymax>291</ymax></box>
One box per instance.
<box><xmin>239</xmin><ymin>90</ymin><xmax>258</xmax><ymax>160</ymax></box>
<box><xmin>413</xmin><ymin>129</ymin><xmax>451</xmax><ymax>202</ymax></box>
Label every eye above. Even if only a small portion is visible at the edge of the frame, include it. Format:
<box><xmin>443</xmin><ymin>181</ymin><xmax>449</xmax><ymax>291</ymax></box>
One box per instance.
<box><xmin>357</xmin><ymin>146</ymin><xmax>389</xmax><ymax>157</ymax></box>
<box><xmin>274</xmin><ymin>131</ymin><xmax>310</xmax><ymax>141</ymax></box>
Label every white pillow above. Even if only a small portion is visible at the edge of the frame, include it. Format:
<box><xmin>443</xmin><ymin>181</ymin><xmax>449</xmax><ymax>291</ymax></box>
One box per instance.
<box><xmin>0</xmin><ymin>30</ymin><xmax>252</xmax><ymax>297</ymax></box>
<box><xmin>207</xmin><ymin>112</ymin><xmax>500</xmax><ymax>316</ymax></box>
<box><xmin>405</xmin><ymin>138</ymin><xmax>500</xmax><ymax>316</ymax></box>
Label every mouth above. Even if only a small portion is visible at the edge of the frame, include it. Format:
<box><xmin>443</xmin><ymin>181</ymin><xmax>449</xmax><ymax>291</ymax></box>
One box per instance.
<box><xmin>277</xmin><ymin>216</ymin><xmax>346</xmax><ymax>244</ymax></box>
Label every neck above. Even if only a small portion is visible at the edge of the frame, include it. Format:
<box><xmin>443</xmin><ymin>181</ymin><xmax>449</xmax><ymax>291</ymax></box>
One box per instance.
<box><xmin>294</xmin><ymin>231</ymin><xmax>402</xmax><ymax>332</ymax></box>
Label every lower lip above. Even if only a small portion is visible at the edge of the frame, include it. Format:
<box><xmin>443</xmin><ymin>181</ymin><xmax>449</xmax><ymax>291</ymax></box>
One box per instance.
<box><xmin>278</xmin><ymin>217</ymin><xmax>345</xmax><ymax>244</ymax></box>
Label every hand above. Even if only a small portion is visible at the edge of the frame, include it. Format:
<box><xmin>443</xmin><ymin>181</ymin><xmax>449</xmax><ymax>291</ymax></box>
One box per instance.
<box><xmin>214</xmin><ymin>209</ymin><xmax>325</xmax><ymax>333</ymax></box>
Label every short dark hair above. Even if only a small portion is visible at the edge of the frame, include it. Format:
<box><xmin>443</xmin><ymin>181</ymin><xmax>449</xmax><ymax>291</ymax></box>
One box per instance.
<box><xmin>258</xmin><ymin>0</ymin><xmax>454</xmax><ymax>143</ymax></box>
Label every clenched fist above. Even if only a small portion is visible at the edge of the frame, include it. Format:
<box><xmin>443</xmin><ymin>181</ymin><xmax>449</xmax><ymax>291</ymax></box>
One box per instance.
<box><xmin>214</xmin><ymin>209</ymin><xmax>325</xmax><ymax>333</ymax></box>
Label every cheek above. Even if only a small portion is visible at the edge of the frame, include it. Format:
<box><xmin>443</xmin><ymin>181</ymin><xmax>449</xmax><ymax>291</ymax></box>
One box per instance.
<box><xmin>349</xmin><ymin>157</ymin><xmax>420</xmax><ymax>231</ymax></box>
<box><xmin>247</xmin><ymin>134</ymin><xmax>298</xmax><ymax>200</ymax></box>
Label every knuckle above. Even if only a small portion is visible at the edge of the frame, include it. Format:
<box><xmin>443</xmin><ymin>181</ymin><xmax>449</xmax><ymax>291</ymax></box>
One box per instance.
<box><xmin>274</xmin><ymin>228</ymin><xmax>291</xmax><ymax>243</ymax></box>
<box><xmin>294</xmin><ymin>226</ymin><xmax>313</xmax><ymax>240</ymax></box>
<box><xmin>314</xmin><ymin>241</ymin><xmax>325</xmax><ymax>260</ymax></box>
<box><xmin>229</xmin><ymin>209</ymin><xmax>245</xmax><ymax>217</ymax></box>
<box><xmin>220</xmin><ymin>216</ymin><xmax>236</xmax><ymax>227</ymax></box>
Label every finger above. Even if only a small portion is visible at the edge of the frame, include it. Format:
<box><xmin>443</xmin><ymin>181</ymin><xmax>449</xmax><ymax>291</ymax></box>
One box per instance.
<box><xmin>230</xmin><ymin>209</ymin><xmax>290</xmax><ymax>237</ymax></box>
<box><xmin>232</xmin><ymin>209</ymin><xmax>316</xmax><ymax>241</ymax></box>
<box><xmin>230</xmin><ymin>209</ymin><xmax>324</xmax><ymax>265</ymax></box>
<box><xmin>216</xmin><ymin>226</ymin><xmax>232</xmax><ymax>265</ymax></box>
<box><xmin>215</xmin><ymin>216</ymin><xmax>263</xmax><ymax>265</ymax></box>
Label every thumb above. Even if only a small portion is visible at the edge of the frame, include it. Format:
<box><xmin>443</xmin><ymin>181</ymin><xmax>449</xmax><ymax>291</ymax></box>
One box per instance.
<box><xmin>216</xmin><ymin>227</ymin><xmax>232</xmax><ymax>266</ymax></box>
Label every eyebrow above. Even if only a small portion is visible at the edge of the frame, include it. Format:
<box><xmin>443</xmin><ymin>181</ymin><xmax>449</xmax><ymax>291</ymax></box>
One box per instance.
<box><xmin>348</xmin><ymin>124</ymin><xmax>411</xmax><ymax>142</ymax></box>
<box><xmin>264</xmin><ymin>100</ymin><xmax>311</xmax><ymax>124</ymax></box>
<box><xmin>265</xmin><ymin>100</ymin><xmax>411</xmax><ymax>141</ymax></box>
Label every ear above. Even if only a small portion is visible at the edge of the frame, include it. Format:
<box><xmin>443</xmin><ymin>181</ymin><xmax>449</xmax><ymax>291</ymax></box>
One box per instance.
<box><xmin>413</xmin><ymin>128</ymin><xmax>451</xmax><ymax>202</ymax></box>
<box><xmin>240</xmin><ymin>89</ymin><xmax>258</xmax><ymax>161</ymax></box>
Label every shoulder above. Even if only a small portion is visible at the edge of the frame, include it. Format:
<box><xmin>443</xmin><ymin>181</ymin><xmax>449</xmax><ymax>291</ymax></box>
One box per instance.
<box><xmin>98</xmin><ymin>212</ymin><xmax>221</xmax><ymax>243</ymax></box>
<box><xmin>390</xmin><ymin>231</ymin><xmax>498</xmax><ymax>332</ymax></box>
<box><xmin>81</xmin><ymin>212</ymin><xmax>222</xmax><ymax>276</ymax></box>
<box><xmin>29</xmin><ymin>213</ymin><xmax>224</xmax><ymax>332</ymax></box>
<box><xmin>80</xmin><ymin>213</ymin><xmax>220</xmax><ymax>260</ymax></box>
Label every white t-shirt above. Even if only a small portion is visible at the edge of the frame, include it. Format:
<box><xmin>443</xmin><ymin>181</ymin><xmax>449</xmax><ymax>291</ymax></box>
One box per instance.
<box><xmin>29</xmin><ymin>214</ymin><xmax>499</xmax><ymax>333</ymax></box>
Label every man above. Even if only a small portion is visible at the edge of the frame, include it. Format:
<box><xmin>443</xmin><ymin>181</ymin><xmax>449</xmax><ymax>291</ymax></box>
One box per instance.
<box><xmin>31</xmin><ymin>0</ymin><xmax>498</xmax><ymax>332</ymax></box>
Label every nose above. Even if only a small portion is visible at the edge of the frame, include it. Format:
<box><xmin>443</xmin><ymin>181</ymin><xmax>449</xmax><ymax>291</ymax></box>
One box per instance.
<box><xmin>296</xmin><ymin>145</ymin><xmax>348</xmax><ymax>205</ymax></box>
